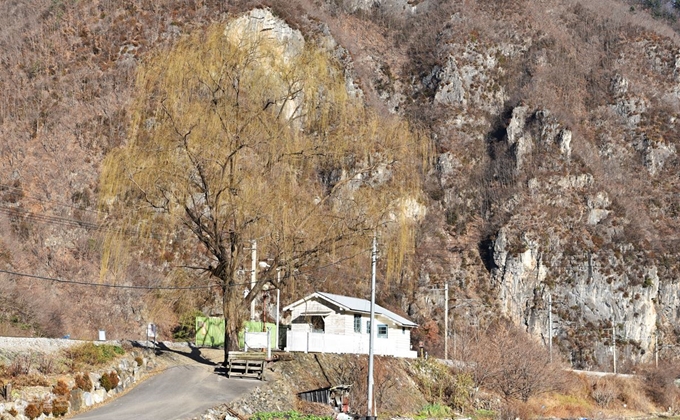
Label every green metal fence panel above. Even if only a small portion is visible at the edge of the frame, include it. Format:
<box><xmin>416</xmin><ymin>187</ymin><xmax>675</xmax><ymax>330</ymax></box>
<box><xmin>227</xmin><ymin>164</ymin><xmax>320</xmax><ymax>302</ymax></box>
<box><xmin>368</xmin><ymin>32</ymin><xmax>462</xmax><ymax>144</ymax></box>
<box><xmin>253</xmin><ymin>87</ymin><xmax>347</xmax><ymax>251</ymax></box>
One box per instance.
<box><xmin>195</xmin><ymin>317</ymin><xmax>277</xmax><ymax>349</ymax></box>
<box><xmin>195</xmin><ymin>316</ymin><xmax>225</xmax><ymax>347</ymax></box>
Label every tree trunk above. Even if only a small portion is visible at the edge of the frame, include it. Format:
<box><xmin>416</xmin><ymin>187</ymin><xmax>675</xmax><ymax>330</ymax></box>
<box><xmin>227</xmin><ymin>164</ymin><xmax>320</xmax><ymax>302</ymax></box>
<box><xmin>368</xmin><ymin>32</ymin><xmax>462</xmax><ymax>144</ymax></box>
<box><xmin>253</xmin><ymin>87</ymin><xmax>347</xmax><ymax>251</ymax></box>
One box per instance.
<box><xmin>219</xmin><ymin>268</ymin><xmax>244</xmax><ymax>366</ymax></box>
<box><xmin>222</xmin><ymin>283</ymin><xmax>230</xmax><ymax>366</ymax></box>
<box><xmin>223</xmin><ymin>326</ymin><xmax>231</xmax><ymax>366</ymax></box>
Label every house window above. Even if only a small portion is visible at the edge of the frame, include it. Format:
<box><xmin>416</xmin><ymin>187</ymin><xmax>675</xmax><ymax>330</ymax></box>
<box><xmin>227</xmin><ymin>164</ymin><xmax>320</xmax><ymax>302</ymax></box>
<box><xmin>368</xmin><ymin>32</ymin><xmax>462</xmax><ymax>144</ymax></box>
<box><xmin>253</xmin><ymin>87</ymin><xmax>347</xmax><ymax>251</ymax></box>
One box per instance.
<box><xmin>366</xmin><ymin>321</ymin><xmax>370</xmax><ymax>334</ymax></box>
<box><xmin>354</xmin><ymin>314</ymin><xmax>361</xmax><ymax>333</ymax></box>
<box><xmin>402</xmin><ymin>327</ymin><xmax>406</xmax><ymax>334</ymax></box>
<box><xmin>377</xmin><ymin>324</ymin><xmax>388</xmax><ymax>338</ymax></box>
<box><xmin>310</xmin><ymin>316</ymin><xmax>325</xmax><ymax>333</ymax></box>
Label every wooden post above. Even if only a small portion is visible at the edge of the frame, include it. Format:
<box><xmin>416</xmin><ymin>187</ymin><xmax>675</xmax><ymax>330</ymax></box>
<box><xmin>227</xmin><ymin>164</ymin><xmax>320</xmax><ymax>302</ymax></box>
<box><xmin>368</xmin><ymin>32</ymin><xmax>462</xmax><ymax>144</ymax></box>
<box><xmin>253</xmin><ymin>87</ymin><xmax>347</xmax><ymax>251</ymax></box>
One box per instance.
<box><xmin>444</xmin><ymin>283</ymin><xmax>449</xmax><ymax>361</ymax></box>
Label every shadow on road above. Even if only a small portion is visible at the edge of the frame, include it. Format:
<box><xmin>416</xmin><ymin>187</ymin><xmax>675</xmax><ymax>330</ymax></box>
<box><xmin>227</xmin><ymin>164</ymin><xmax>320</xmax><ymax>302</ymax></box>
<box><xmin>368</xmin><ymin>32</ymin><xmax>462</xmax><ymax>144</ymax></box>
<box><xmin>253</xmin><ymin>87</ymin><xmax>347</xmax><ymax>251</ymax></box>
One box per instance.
<box><xmin>130</xmin><ymin>341</ymin><xmax>218</xmax><ymax>366</ymax></box>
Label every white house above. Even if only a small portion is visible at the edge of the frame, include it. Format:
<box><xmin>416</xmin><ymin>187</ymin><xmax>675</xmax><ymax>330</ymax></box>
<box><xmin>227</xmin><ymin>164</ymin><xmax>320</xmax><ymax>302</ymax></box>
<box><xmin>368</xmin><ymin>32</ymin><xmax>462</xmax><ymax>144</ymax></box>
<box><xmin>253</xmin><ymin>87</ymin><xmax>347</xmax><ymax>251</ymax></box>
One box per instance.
<box><xmin>282</xmin><ymin>291</ymin><xmax>418</xmax><ymax>358</ymax></box>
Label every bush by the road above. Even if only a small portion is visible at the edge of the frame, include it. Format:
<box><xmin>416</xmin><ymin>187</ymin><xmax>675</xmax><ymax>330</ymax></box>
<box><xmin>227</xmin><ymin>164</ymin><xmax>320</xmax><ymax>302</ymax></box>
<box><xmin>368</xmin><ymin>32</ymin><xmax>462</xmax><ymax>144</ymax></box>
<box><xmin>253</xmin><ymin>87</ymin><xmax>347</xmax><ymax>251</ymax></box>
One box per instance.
<box><xmin>63</xmin><ymin>342</ymin><xmax>125</xmax><ymax>371</ymax></box>
<box><xmin>100</xmin><ymin>370</ymin><xmax>120</xmax><ymax>391</ymax></box>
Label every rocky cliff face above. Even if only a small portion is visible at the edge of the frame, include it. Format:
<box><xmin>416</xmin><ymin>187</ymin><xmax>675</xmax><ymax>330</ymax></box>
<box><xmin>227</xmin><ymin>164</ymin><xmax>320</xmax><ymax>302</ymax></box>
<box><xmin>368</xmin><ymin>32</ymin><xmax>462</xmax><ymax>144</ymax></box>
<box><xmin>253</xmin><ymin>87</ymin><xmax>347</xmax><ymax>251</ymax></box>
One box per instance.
<box><xmin>394</xmin><ymin>1</ymin><xmax>680</xmax><ymax>368</ymax></box>
<box><xmin>1</xmin><ymin>0</ymin><xmax>679</xmax><ymax>371</ymax></box>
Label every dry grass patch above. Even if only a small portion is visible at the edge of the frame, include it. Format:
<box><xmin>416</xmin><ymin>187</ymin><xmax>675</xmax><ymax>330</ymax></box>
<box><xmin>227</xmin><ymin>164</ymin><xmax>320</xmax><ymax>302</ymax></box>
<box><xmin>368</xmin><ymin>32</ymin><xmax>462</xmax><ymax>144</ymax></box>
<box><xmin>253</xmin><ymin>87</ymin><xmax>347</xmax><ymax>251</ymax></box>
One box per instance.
<box><xmin>585</xmin><ymin>374</ymin><xmax>656</xmax><ymax>414</ymax></box>
<box><xmin>532</xmin><ymin>392</ymin><xmax>595</xmax><ymax>419</ymax></box>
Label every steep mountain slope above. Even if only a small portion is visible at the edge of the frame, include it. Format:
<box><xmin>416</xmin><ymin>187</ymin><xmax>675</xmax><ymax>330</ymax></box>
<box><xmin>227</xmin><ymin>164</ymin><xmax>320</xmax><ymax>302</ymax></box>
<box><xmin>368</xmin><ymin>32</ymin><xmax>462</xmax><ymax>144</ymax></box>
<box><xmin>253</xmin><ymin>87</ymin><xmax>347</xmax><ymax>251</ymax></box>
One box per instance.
<box><xmin>396</xmin><ymin>0</ymin><xmax>680</xmax><ymax>369</ymax></box>
<box><xmin>0</xmin><ymin>0</ymin><xmax>679</xmax><ymax>371</ymax></box>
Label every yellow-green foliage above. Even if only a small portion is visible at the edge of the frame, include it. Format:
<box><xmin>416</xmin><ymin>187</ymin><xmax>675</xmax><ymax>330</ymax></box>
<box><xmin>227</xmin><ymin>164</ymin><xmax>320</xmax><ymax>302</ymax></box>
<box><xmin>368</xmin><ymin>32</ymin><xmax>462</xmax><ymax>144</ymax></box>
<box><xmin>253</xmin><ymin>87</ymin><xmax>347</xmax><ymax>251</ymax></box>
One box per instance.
<box><xmin>63</xmin><ymin>343</ymin><xmax>124</xmax><ymax>370</ymax></box>
<box><xmin>414</xmin><ymin>358</ymin><xmax>454</xmax><ymax>402</ymax></box>
<box><xmin>100</xmin><ymin>370</ymin><xmax>119</xmax><ymax>392</ymax></box>
<box><xmin>99</xmin><ymin>14</ymin><xmax>429</xmax><ymax>325</ymax></box>
<box><xmin>412</xmin><ymin>359</ymin><xmax>475</xmax><ymax>412</ymax></box>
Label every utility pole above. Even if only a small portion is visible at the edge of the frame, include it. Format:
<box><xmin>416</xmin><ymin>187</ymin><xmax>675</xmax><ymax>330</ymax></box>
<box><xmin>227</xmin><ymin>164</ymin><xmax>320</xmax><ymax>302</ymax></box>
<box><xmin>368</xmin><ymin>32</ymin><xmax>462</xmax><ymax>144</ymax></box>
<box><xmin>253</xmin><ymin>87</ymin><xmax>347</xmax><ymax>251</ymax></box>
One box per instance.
<box><xmin>430</xmin><ymin>284</ymin><xmax>450</xmax><ymax>360</ymax></box>
<box><xmin>276</xmin><ymin>268</ymin><xmax>282</xmax><ymax>350</ymax></box>
<box><xmin>612</xmin><ymin>321</ymin><xmax>617</xmax><ymax>375</ymax></box>
<box><xmin>655</xmin><ymin>330</ymin><xmax>659</xmax><ymax>368</ymax></box>
<box><xmin>548</xmin><ymin>293</ymin><xmax>553</xmax><ymax>363</ymax></box>
<box><xmin>367</xmin><ymin>234</ymin><xmax>377</xmax><ymax>420</ymax></box>
<box><xmin>251</xmin><ymin>240</ymin><xmax>257</xmax><ymax>321</ymax></box>
<box><xmin>444</xmin><ymin>283</ymin><xmax>449</xmax><ymax>361</ymax></box>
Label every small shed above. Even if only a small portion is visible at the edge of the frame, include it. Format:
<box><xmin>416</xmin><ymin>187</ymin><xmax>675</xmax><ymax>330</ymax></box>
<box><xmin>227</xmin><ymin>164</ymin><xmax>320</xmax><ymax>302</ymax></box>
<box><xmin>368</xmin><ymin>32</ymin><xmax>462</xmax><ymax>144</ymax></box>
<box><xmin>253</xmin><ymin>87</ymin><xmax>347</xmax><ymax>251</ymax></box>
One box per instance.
<box><xmin>283</xmin><ymin>292</ymin><xmax>417</xmax><ymax>358</ymax></box>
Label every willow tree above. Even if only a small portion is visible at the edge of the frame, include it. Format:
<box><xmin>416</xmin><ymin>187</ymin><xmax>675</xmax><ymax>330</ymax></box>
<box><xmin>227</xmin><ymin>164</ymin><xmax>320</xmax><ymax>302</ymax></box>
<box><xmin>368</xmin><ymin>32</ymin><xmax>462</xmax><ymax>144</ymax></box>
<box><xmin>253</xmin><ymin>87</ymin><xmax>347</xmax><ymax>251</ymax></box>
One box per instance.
<box><xmin>100</xmin><ymin>12</ymin><xmax>428</xmax><ymax>363</ymax></box>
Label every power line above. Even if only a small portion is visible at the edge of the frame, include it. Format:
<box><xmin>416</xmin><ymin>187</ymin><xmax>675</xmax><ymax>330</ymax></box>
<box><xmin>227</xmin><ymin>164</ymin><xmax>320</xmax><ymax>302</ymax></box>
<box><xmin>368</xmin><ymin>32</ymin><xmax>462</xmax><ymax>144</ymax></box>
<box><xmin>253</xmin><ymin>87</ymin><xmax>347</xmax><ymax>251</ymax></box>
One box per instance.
<box><xmin>0</xmin><ymin>183</ymin><xmax>104</xmax><ymax>215</ymax></box>
<box><xmin>0</xmin><ymin>205</ymin><xmax>167</xmax><ymax>241</ymax></box>
<box><xmin>0</xmin><ymin>269</ymin><xmax>216</xmax><ymax>290</ymax></box>
<box><xmin>0</xmin><ymin>206</ymin><xmax>102</xmax><ymax>231</ymax></box>
<box><xmin>0</xmin><ymin>262</ymin><xmax>361</xmax><ymax>291</ymax></box>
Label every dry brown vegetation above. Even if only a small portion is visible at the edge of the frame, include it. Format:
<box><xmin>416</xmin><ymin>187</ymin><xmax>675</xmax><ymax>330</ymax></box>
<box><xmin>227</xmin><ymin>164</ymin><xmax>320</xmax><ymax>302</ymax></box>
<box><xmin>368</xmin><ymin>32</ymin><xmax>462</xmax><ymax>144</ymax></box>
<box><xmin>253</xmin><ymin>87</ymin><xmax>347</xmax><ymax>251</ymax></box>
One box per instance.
<box><xmin>0</xmin><ymin>0</ymin><xmax>679</xmax><ymax>416</ymax></box>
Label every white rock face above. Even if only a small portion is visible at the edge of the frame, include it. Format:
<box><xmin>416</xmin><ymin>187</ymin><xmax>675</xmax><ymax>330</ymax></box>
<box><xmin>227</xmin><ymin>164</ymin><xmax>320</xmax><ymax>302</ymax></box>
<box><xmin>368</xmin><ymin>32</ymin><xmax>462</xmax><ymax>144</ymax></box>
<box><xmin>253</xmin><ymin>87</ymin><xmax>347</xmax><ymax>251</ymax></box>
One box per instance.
<box><xmin>612</xmin><ymin>96</ymin><xmax>647</xmax><ymax>128</ymax></box>
<box><xmin>557</xmin><ymin>129</ymin><xmax>572</xmax><ymax>158</ymax></box>
<box><xmin>610</xmin><ymin>73</ymin><xmax>629</xmax><ymax>96</ymax></box>
<box><xmin>224</xmin><ymin>9</ymin><xmax>306</xmax><ymax>123</ymax></box>
<box><xmin>224</xmin><ymin>9</ymin><xmax>304</xmax><ymax>63</ymax></box>
<box><xmin>432</xmin><ymin>43</ymin><xmax>508</xmax><ymax>114</ymax></box>
<box><xmin>434</xmin><ymin>57</ymin><xmax>467</xmax><ymax>107</ymax></box>
<box><xmin>437</xmin><ymin>152</ymin><xmax>462</xmax><ymax>188</ymax></box>
<box><xmin>587</xmin><ymin>191</ymin><xmax>610</xmax><ymax>225</ymax></box>
<box><xmin>643</xmin><ymin>140</ymin><xmax>676</xmax><ymax>175</ymax></box>
<box><xmin>393</xmin><ymin>197</ymin><xmax>427</xmax><ymax>222</ymax></box>
<box><xmin>491</xmin><ymin>227</ymin><xmax>661</xmax><ymax>364</ymax></box>
<box><xmin>507</xmin><ymin>106</ymin><xmax>532</xmax><ymax>170</ymax></box>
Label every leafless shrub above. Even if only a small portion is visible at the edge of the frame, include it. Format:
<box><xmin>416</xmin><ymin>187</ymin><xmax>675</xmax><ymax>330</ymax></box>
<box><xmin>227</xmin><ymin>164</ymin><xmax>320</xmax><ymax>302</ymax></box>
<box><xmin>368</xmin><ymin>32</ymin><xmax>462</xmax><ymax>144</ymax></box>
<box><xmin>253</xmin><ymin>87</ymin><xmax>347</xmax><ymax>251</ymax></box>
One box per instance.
<box><xmin>465</xmin><ymin>320</ymin><xmax>566</xmax><ymax>402</ymax></box>
<box><xmin>591</xmin><ymin>377</ymin><xmax>618</xmax><ymax>407</ymax></box>
<box><xmin>639</xmin><ymin>362</ymin><xmax>680</xmax><ymax>411</ymax></box>
<box><xmin>37</xmin><ymin>354</ymin><xmax>56</xmax><ymax>375</ymax></box>
<box><xmin>6</xmin><ymin>354</ymin><xmax>32</xmax><ymax>377</ymax></box>
<box><xmin>325</xmin><ymin>354</ymin><xmax>401</xmax><ymax>414</ymax></box>
<box><xmin>588</xmin><ymin>374</ymin><xmax>655</xmax><ymax>412</ymax></box>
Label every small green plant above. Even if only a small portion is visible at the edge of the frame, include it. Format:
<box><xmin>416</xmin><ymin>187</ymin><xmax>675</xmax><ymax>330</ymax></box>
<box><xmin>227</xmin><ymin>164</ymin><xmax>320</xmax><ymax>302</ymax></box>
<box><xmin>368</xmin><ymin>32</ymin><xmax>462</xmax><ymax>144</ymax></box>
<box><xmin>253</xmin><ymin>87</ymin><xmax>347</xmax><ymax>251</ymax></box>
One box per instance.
<box><xmin>24</xmin><ymin>402</ymin><xmax>41</xmax><ymax>420</ymax></box>
<box><xmin>416</xmin><ymin>403</ymin><xmax>452</xmax><ymax>419</ymax></box>
<box><xmin>74</xmin><ymin>373</ymin><xmax>93</xmax><ymax>392</ymax></box>
<box><xmin>474</xmin><ymin>408</ymin><xmax>496</xmax><ymax>419</ymax></box>
<box><xmin>100</xmin><ymin>371</ymin><xmax>120</xmax><ymax>392</ymax></box>
<box><xmin>52</xmin><ymin>399</ymin><xmax>69</xmax><ymax>417</ymax></box>
<box><xmin>250</xmin><ymin>411</ymin><xmax>332</xmax><ymax>420</ymax></box>
<box><xmin>452</xmin><ymin>372</ymin><xmax>475</xmax><ymax>411</ymax></box>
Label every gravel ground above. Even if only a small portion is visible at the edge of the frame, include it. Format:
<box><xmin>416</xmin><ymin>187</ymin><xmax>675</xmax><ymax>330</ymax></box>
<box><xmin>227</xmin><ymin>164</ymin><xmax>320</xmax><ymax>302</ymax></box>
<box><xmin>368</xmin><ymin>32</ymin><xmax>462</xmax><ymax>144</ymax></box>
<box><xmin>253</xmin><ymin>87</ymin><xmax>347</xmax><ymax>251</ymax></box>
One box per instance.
<box><xmin>0</xmin><ymin>336</ymin><xmax>91</xmax><ymax>362</ymax></box>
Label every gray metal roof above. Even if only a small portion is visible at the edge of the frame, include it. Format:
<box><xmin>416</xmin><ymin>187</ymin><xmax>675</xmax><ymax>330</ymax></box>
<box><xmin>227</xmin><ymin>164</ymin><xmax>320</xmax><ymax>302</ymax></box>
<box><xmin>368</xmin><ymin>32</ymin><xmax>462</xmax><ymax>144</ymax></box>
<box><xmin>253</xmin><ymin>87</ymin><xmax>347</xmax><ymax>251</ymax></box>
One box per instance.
<box><xmin>284</xmin><ymin>291</ymin><xmax>417</xmax><ymax>328</ymax></box>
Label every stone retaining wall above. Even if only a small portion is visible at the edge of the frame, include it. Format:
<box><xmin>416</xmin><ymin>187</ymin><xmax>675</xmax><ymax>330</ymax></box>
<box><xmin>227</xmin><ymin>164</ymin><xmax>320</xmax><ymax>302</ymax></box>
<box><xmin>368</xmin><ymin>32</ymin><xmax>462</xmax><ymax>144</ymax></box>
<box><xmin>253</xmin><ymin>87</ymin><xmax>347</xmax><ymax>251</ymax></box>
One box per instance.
<box><xmin>0</xmin><ymin>340</ymin><xmax>161</xmax><ymax>419</ymax></box>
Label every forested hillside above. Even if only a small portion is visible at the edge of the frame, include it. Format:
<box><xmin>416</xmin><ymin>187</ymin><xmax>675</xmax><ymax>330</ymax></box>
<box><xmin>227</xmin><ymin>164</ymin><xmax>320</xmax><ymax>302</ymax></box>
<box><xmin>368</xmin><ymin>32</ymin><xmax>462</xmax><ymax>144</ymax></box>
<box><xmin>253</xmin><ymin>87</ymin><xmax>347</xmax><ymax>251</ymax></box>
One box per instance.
<box><xmin>0</xmin><ymin>0</ymin><xmax>679</xmax><ymax>375</ymax></box>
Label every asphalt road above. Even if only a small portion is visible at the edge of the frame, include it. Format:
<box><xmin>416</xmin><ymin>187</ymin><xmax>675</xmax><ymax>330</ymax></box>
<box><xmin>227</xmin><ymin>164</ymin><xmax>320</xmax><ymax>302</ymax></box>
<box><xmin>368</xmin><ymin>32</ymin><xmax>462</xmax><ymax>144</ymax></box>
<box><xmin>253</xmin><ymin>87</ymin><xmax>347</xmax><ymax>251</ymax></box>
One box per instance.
<box><xmin>72</xmin><ymin>362</ymin><xmax>259</xmax><ymax>420</ymax></box>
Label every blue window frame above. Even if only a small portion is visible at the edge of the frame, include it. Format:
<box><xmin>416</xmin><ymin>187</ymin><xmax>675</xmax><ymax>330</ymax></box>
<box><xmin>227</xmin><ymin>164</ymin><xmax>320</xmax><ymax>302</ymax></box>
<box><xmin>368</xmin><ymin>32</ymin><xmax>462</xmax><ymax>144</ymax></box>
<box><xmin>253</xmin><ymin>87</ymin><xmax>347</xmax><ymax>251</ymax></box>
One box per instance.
<box><xmin>377</xmin><ymin>324</ymin><xmax>388</xmax><ymax>338</ymax></box>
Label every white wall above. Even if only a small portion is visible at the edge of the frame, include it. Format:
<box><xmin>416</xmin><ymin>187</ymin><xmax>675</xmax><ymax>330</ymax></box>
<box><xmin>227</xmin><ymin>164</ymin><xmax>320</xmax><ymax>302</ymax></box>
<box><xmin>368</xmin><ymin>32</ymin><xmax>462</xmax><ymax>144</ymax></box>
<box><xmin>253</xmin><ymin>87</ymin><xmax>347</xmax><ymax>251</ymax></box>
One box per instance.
<box><xmin>285</xmin><ymin>330</ymin><xmax>417</xmax><ymax>358</ymax></box>
<box><xmin>324</xmin><ymin>313</ymin><xmax>346</xmax><ymax>334</ymax></box>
